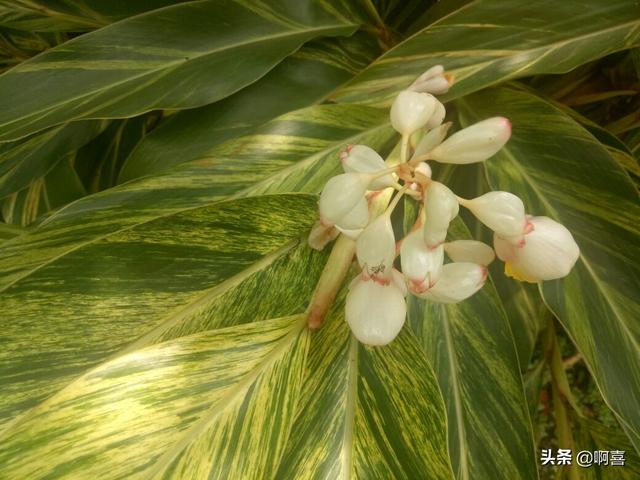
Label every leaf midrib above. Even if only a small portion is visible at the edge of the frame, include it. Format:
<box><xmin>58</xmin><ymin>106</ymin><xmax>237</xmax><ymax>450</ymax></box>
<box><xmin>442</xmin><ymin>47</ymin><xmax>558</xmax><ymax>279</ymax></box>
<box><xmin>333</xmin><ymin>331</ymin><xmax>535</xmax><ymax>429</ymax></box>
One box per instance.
<box><xmin>441</xmin><ymin>306</ymin><xmax>469</xmax><ymax>480</ymax></box>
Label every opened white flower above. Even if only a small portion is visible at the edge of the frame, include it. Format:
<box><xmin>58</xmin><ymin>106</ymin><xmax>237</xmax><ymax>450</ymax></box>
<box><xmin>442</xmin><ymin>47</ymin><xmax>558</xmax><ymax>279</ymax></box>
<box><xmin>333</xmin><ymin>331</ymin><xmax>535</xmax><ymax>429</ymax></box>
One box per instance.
<box><xmin>390</xmin><ymin>90</ymin><xmax>437</xmax><ymax>136</ymax></box>
<box><xmin>356</xmin><ymin>213</ymin><xmax>396</xmax><ymax>282</ymax></box>
<box><xmin>401</xmin><ymin>229</ymin><xmax>444</xmax><ymax>293</ymax></box>
<box><xmin>346</xmin><ymin>276</ymin><xmax>406</xmax><ymax>346</ymax></box>
<box><xmin>415</xmin><ymin>262</ymin><xmax>487</xmax><ymax>304</ymax></box>
<box><xmin>429</xmin><ymin>117</ymin><xmax>511</xmax><ymax>164</ymax></box>
<box><xmin>340</xmin><ymin>144</ymin><xmax>395</xmax><ymax>190</ymax></box>
<box><xmin>444</xmin><ymin>240</ymin><xmax>495</xmax><ymax>266</ymax></box>
<box><xmin>494</xmin><ymin>216</ymin><xmax>580</xmax><ymax>282</ymax></box>
<box><xmin>423</xmin><ymin>181</ymin><xmax>459</xmax><ymax>247</ymax></box>
<box><xmin>409</xmin><ymin>65</ymin><xmax>452</xmax><ymax>95</ymax></box>
<box><xmin>461</xmin><ymin>191</ymin><xmax>529</xmax><ymax>241</ymax></box>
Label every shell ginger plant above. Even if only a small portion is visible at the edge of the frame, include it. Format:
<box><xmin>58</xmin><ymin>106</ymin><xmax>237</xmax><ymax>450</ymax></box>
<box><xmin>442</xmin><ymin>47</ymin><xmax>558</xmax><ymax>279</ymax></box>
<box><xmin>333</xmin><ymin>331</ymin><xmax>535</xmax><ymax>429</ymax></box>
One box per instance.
<box><xmin>0</xmin><ymin>1</ymin><xmax>639</xmax><ymax>479</ymax></box>
<box><xmin>307</xmin><ymin>66</ymin><xmax>579</xmax><ymax>346</ymax></box>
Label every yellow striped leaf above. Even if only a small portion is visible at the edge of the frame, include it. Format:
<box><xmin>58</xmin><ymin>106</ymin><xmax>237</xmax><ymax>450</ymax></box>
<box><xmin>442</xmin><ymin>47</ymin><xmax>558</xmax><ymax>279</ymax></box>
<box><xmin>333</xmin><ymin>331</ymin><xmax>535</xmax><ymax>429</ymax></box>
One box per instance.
<box><xmin>0</xmin><ymin>194</ymin><xmax>324</xmax><ymax>429</ymax></box>
<box><xmin>408</xmin><ymin>218</ymin><xmax>538</xmax><ymax>480</ymax></box>
<box><xmin>334</xmin><ymin>0</ymin><xmax>640</xmax><ymax>105</ymax></box>
<box><xmin>0</xmin><ymin>0</ymin><xmax>359</xmax><ymax>141</ymax></box>
<box><xmin>118</xmin><ymin>32</ymin><xmax>383</xmax><ymax>181</ymax></box>
<box><xmin>458</xmin><ymin>84</ymin><xmax>640</xmax><ymax>451</ymax></box>
<box><xmin>276</xmin><ymin>297</ymin><xmax>454</xmax><ymax>479</ymax></box>
<box><xmin>0</xmin><ymin>315</ymin><xmax>310</xmax><ymax>479</ymax></box>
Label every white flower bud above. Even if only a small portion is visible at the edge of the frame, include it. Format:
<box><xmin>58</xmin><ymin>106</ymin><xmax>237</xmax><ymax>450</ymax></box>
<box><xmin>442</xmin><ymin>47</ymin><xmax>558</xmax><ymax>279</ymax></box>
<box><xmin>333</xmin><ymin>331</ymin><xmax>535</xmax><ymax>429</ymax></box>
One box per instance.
<box><xmin>308</xmin><ymin>220</ymin><xmax>339</xmax><ymax>251</ymax></box>
<box><xmin>423</xmin><ymin>182</ymin><xmax>459</xmax><ymax>247</ymax></box>
<box><xmin>333</xmin><ymin>196</ymin><xmax>370</xmax><ymax>239</ymax></box>
<box><xmin>462</xmin><ymin>191</ymin><xmax>527</xmax><ymax>238</ymax></box>
<box><xmin>410</xmin><ymin>65</ymin><xmax>451</xmax><ymax>95</ymax></box>
<box><xmin>390</xmin><ymin>90</ymin><xmax>437</xmax><ymax>136</ymax></box>
<box><xmin>429</xmin><ymin>117</ymin><xmax>511</xmax><ymax>164</ymax></box>
<box><xmin>319</xmin><ymin>172</ymin><xmax>370</xmax><ymax>227</ymax></box>
<box><xmin>415</xmin><ymin>262</ymin><xmax>487</xmax><ymax>304</ymax></box>
<box><xmin>425</xmin><ymin>99</ymin><xmax>446</xmax><ymax>130</ymax></box>
<box><xmin>401</xmin><ymin>229</ymin><xmax>444</xmax><ymax>293</ymax></box>
<box><xmin>444</xmin><ymin>240</ymin><xmax>495</xmax><ymax>266</ymax></box>
<box><xmin>411</xmin><ymin>122</ymin><xmax>451</xmax><ymax>160</ymax></box>
<box><xmin>414</xmin><ymin>161</ymin><xmax>432</xmax><ymax>179</ymax></box>
<box><xmin>346</xmin><ymin>276</ymin><xmax>406</xmax><ymax>346</ymax></box>
<box><xmin>340</xmin><ymin>144</ymin><xmax>395</xmax><ymax>190</ymax></box>
<box><xmin>494</xmin><ymin>216</ymin><xmax>580</xmax><ymax>282</ymax></box>
<box><xmin>356</xmin><ymin>214</ymin><xmax>396</xmax><ymax>282</ymax></box>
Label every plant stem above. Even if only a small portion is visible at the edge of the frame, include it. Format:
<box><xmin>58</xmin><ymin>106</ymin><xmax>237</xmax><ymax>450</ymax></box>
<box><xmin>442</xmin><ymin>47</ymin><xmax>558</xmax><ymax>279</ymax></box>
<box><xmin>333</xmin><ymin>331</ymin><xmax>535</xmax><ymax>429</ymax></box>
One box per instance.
<box><xmin>400</xmin><ymin>134</ymin><xmax>409</xmax><ymax>163</ymax></box>
<box><xmin>306</xmin><ymin>234</ymin><xmax>356</xmax><ymax>329</ymax></box>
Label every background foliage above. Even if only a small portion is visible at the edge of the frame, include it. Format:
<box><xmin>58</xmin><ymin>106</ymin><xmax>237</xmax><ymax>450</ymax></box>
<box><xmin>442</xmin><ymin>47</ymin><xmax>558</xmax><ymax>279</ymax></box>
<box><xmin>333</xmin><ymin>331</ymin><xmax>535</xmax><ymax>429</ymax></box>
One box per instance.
<box><xmin>0</xmin><ymin>1</ymin><xmax>639</xmax><ymax>478</ymax></box>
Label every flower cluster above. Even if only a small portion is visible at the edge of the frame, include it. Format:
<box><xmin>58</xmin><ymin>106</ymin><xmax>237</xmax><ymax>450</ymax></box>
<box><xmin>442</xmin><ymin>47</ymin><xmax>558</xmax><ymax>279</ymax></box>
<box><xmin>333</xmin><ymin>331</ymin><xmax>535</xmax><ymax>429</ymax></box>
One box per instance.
<box><xmin>309</xmin><ymin>65</ymin><xmax>580</xmax><ymax>346</ymax></box>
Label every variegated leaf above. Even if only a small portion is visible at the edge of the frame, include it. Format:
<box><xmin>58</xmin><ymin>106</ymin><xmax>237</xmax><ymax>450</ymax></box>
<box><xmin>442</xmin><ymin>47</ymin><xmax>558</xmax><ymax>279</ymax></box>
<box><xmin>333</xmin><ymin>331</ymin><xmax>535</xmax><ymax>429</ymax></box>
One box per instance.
<box><xmin>0</xmin><ymin>194</ymin><xmax>325</xmax><ymax>429</ymax></box>
<box><xmin>0</xmin><ymin>0</ymin><xmax>359</xmax><ymax>141</ymax></box>
<box><xmin>408</xmin><ymin>218</ymin><xmax>538</xmax><ymax>480</ymax></box>
<box><xmin>0</xmin><ymin>315</ymin><xmax>310</xmax><ymax>479</ymax></box>
<box><xmin>119</xmin><ymin>32</ymin><xmax>382</xmax><ymax>181</ymax></box>
<box><xmin>0</xmin><ymin>104</ymin><xmax>394</xmax><ymax>291</ymax></box>
<box><xmin>334</xmin><ymin>0</ymin><xmax>640</xmax><ymax>105</ymax></box>
<box><xmin>277</xmin><ymin>296</ymin><xmax>454</xmax><ymax>479</ymax></box>
<box><xmin>457</xmin><ymin>83</ymin><xmax>640</xmax><ymax>451</ymax></box>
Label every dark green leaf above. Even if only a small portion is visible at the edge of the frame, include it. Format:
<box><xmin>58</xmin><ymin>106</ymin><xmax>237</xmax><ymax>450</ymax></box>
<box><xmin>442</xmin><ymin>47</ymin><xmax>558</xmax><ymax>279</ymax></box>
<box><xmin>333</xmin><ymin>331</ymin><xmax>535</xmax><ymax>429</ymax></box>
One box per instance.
<box><xmin>0</xmin><ymin>0</ymin><xmax>359</xmax><ymax>141</ymax></box>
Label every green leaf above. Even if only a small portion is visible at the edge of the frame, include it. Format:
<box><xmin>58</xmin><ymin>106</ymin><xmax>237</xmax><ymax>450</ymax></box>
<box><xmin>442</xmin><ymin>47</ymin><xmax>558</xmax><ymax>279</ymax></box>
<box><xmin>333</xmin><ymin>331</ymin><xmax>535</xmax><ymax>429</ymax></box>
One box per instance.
<box><xmin>277</xmin><ymin>297</ymin><xmax>453</xmax><ymax>479</ymax></box>
<box><xmin>0</xmin><ymin>315</ymin><xmax>310</xmax><ymax>478</ymax></box>
<box><xmin>0</xmin><ymin>0</ymin><xmax>359</xmax><ymax>141</ymax></box>
<box><xmin>119</xmin><ymin>32</ymin><xmax>382</xmax><ymax>181</ymax></box>
<box><xmin>408</xmin><ymin>218</ymin><xmax>537</xmax><ymax>480</ymax></box>
<box><xmin>0</xmin><ymin>0</ymin><xmax>192</xmax><ymax>32</ymax></box>
<box><xmin>0</xmin><ymin>221</ymin><xmax>23</xmax><ymax>242</ymax></box>
<box><xmin>458</xmin><ymin>84</ymin><xmax>640</xmax><ymax>450</ymax></box>
<box><xmin>77</xmin><ymin>116</ymin><xmax>155</xmax><ymax>191</ymax></box>
<box><xmin>573</xmin><ymin>417</ymin><xmax>640</xmax><ymax>479</ymax></box>
<box><xmin>0</xmin><ymin>120</ymin><xmax>107</xmax><ymax>198</ymax></box>
<box><xmin>2</xmin><ymin>154</ymin><xmax>87</xmax><ymax>226</ymax></box>
<box><xmin>334</xmin><ymin>0</ymin><xmax>640</xmax><ymax>105</ymax></box>
<box><xmin>0</xmin><ymin>104</ymin><xmax>395</xmax><ymax>293</ymax></box>
<box><xmin>0</xmin><ymin>193</ymin><xmax>326</xmax><ymax>428</ymax></box>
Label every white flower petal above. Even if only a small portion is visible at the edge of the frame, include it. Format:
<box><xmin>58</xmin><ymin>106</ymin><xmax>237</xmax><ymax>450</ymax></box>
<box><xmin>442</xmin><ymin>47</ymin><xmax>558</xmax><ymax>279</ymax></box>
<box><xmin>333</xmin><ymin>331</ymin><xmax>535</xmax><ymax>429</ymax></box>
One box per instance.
<box><xmin>336</xmin><ymin>196</ymin><xmax>369</xmax><ymax>231</ymax></box>
<box><xmin>390</xmin><ymin>90</ymin><xmax>437</xmax><ymax>135</ymax></box>
<box><xmin>346</xmin><ymin>277</ymin><xmax>407</xmax><ymax>346</ymax></box>
<box><xmin>401</xmin><ymin>229</ymin><xmax>444</xmax><ymax>293</ymax></box>
<box><xmin>425</xmin><ymin>100</ymin><xmax>446</xmax><ymax>130</ymax></box>
<box><xmin>319</xmin><ymin>172</ymin><xmax>370</xmax><ymax>226</ymax></box>
<box><xmin>463</xmin><ymin>191</ymin><xmax>526</xmax><ymax>238</ymax></box>
<box><xmin>430</xmin><ymin>117</ymin><xmax>511</xmax><ymax>164</ymax></box>
<box><xmin>499</xmin><ymin>216</ymin><xmax>580</xmax><ymax>282</ymax></box>
<box><xmin>412</xmin><ymin>122</ymin><xmax>451</xmax><ymax>160</ymax></box>
<box><xmin>416</xmin><ymin>262</ymin><xmax>487</xmax><ymax>304</ymax></box>
<box><xmin>444</xmin><ymin>240</ymin><xmax>495</xmax><ymax>266</ymax></box>
<box><xmin>341</xmin><ymin>144</ymin><xmax>395</xmax><ymax>190</ymax></box>
<box><xmin>356</xmin><ymin>214</ymin><xmax>396</xmax><ymax>281</ymax></box>
<box><xmin>423</xmin><ymin>181</ymin><xmax>459</xmax><ymax>247</ymax></box>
